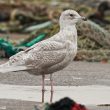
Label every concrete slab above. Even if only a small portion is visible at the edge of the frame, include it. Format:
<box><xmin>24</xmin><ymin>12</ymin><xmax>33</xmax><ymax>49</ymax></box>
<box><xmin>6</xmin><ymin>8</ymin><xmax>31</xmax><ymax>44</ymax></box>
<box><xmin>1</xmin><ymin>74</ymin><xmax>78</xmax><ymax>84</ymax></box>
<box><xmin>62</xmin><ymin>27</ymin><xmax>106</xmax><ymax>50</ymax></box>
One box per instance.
<box><xmin>0</xmin><ymin>84</ymin><xmax>110</xmax><ymax>105</ymax></box>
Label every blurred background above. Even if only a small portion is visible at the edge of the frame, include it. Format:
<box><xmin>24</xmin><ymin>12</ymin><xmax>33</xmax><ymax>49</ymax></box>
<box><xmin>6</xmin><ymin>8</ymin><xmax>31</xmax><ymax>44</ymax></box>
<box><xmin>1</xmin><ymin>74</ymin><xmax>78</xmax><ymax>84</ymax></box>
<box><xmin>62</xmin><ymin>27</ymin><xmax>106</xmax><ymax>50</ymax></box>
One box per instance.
<box><xmin>0</xmin><ymin>0</ymin><xmax>110</xmax><ymax>63</ymax></box>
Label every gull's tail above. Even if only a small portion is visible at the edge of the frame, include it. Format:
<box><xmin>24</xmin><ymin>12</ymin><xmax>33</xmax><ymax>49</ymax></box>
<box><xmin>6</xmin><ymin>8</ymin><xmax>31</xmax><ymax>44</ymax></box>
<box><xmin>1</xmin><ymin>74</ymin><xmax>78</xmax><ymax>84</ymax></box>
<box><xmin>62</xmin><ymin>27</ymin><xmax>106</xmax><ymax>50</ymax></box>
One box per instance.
<box><xmin>0</xmin><ymin>62</ymin><xmax>33</xmax><ymax>73</ymax></box>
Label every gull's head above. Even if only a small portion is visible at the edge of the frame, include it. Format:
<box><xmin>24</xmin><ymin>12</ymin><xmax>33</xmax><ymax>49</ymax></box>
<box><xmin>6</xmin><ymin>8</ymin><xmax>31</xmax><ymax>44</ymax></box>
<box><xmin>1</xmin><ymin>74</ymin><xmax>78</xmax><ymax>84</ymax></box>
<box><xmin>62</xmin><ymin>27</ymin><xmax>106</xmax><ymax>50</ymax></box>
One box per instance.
<box><xmin>59</xmin><ymin>9</ymin><xmax>87</xmax><ymax>28</ymax></box>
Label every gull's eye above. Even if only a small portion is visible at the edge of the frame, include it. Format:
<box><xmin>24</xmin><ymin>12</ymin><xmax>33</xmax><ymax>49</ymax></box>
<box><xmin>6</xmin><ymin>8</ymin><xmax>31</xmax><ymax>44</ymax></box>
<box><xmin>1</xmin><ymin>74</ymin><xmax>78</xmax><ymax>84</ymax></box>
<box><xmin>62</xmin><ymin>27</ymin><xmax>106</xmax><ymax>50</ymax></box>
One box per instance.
<box><xmin>69</xmin><ymin>14</ymin><xmax>74</xmax><ymax>17</ymax></box>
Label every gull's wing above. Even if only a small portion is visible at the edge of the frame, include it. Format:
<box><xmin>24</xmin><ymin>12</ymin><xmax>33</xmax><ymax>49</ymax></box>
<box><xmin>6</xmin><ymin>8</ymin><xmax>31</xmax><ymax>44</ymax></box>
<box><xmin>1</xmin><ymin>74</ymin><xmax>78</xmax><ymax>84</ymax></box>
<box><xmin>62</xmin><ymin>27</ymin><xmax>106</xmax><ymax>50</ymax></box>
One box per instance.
<box><xmin>0</xmin><ymin>40</ymin><xmax>68</xmax><ymax>73</ymax></box>
<box><xmin>24</xmin><ymin>40</ymin><xmax>68</xmax><ymax>68</ymax></box>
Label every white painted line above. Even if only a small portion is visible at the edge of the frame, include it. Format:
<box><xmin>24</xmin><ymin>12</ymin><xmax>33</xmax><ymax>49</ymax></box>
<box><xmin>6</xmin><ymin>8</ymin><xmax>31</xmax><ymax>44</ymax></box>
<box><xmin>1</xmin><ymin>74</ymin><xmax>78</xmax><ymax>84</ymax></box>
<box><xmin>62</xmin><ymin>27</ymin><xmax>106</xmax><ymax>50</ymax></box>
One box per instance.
<box><xmin>0</xmin><ymin>84</ymin><xmax>110</xmax><ymax>105</ymax></box>
<box><xmin>72</xmin><ymin>76</ymin><xmax>82</xmax><ymax>80</ymax></box>
<box><xmin>0</xmin><ymin>106</ymin><xmax>6</xmax><ymax>110</ymax></box>
<box><xmin>45</xmin><ymin>79</ymin><xmax>50</xmax><ymax>81</ymax></box>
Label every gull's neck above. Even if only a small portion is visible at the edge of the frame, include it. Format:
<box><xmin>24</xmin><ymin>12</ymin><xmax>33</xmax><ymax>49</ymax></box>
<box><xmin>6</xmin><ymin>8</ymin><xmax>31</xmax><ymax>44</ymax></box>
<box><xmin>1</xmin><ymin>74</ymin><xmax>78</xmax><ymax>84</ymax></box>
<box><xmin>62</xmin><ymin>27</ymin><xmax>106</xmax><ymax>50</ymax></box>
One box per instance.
<box><xmin>59</xmin><ymin>24</ymin><xmax>77</xmax><ymax>49</ymax></box>
<box><xmin>60</xmin><ymin>25</ymin><xmax>76</xmax><ymax>31</ymax></box>
<box><xmin>59</xmin><ymin>24</ymin><xmax>77</xmax><ymax>39</ymax></box>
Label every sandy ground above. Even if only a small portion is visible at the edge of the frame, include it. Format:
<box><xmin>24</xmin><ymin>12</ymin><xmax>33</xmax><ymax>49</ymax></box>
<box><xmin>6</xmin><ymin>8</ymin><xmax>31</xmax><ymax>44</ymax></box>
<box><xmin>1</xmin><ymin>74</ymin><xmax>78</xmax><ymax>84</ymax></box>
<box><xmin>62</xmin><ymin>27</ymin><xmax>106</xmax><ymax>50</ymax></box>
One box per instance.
<box><xmin>0</xmin><ymin>60</ymin><xmax>110</xmax><ymax>110</ymax></box>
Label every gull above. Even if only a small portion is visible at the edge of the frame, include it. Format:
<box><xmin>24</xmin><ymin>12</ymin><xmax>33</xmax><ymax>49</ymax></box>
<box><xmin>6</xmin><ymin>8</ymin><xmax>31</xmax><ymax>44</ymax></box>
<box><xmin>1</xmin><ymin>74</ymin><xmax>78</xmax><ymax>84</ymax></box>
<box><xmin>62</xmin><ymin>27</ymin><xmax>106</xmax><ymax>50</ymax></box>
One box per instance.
<box><xmin>0</xmin><ymin>9</ymin><xmax>87</xmax><ymax>103</ymax></box>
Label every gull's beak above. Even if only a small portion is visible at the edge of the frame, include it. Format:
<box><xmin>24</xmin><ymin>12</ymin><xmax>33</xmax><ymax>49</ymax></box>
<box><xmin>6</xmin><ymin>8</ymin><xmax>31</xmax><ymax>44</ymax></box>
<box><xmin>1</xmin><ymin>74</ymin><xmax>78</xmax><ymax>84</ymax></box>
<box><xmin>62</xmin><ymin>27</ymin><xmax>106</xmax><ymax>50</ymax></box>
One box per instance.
<box><xmin>76</xmin><ymin>16</ymin><xmax>87</xmax><ymax>21</ymax></box>
<box><xmin>81</xmin><ymin>17</ymin><xmax>87</xmax><ymax>21</ymax></box>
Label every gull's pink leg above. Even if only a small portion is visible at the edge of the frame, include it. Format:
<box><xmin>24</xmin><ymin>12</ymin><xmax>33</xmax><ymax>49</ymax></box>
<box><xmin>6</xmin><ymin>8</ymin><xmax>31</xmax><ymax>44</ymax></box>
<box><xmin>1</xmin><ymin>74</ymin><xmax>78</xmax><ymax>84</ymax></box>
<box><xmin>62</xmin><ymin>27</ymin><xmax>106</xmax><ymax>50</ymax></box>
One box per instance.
<box><xmin>50</xmin><ymin>74</ymin><xmax>53</xmax><ymax>103</ymax></box>
<box><xmin>42</xmin><ymin>74</ymin><xmax>45</xmax><ymax>103</ymax></box>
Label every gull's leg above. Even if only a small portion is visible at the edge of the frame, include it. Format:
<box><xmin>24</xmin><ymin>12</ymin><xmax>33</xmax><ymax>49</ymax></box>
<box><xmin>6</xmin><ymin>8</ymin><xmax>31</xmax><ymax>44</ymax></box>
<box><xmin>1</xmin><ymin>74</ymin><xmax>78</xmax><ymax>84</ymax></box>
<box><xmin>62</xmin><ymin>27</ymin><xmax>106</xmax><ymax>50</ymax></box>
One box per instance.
<box><xmin>42</xmin><ymin>74</ymin><xmax>45</xmax><ymax>103</ymax></box>
<box><xmin>50</xmin><ymin>74</ymin><xmax>53</xmax><ymax>103</ymax></box>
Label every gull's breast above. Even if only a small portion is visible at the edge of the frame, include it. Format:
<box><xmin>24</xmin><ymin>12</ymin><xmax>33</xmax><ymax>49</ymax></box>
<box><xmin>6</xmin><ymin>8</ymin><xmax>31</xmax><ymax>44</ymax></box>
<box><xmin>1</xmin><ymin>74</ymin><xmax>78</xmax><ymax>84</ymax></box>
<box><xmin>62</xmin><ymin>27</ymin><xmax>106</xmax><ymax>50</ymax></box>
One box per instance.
<box><xmin>46</xmin><ymin>41</ymin><xmax>77</xmax><ymax>74</ymax></box>
<box><xmin>68</xmin><ymin>42</ymin><xmax>77</xmax><ymax>61</ymax></box>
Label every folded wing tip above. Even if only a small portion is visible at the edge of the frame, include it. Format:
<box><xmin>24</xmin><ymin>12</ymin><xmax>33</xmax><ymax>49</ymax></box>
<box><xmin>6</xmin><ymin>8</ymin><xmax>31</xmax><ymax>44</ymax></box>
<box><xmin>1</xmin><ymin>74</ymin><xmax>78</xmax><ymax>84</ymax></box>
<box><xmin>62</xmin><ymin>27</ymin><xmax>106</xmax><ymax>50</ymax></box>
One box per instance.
<box><xmin>0</xmin><ymin>65</ymin><xmax>34</xmax><ymax>73</ymax></box>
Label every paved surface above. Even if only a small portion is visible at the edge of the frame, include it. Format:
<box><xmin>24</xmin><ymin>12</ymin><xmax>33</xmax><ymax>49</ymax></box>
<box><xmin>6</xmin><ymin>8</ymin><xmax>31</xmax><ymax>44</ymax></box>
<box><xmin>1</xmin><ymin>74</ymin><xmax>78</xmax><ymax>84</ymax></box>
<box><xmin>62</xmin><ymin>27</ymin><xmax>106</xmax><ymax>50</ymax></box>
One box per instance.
<box><xmin>0</xmin><ymin>61</ymin><xmax>110</xmax><ymax>110</ymax></box>
<box><xmin>0</xmin><ymin>99</ymin><xmax>110</xmax><ymax>110</ymax></box>
<box><xmin>0</xmin><ymin>85</ymin><xmax>110</xmax><ymax>105</ymax></box>
<box><xmin>0</xmin><ymin>61</ymin><xmax>110</xmax><ymax>86</ymax></box>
